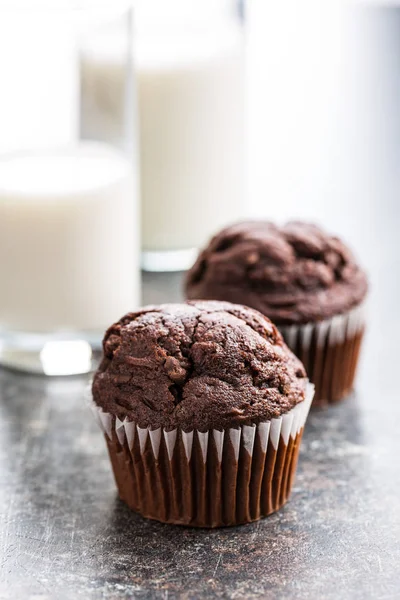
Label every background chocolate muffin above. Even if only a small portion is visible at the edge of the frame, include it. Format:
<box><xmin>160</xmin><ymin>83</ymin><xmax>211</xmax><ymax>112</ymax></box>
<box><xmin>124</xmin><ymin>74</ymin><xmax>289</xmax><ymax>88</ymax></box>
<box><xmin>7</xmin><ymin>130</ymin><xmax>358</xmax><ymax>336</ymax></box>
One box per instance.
<box><xmin>91</xmin><ymin>300</ymin><xmax>314</xmax><ymax>527</ymax></box>
<box><xmin>186</xmin><ymin>222</ymin><xmax>368</xmax><ymax>406</ymax></box>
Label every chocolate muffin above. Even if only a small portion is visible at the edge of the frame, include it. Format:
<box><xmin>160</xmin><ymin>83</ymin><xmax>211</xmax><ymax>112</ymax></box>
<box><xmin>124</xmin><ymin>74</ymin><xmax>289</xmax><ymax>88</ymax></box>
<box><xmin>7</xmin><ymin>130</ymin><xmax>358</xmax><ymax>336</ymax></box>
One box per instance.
<box><xmin>186</xmin><ymin>222</ymin><xmax>368</xmax><ymax>406</ymax></box>
<box><xmin>91</xmin><ymin>300</ymin><xmax>314</xmax><ymax>527</ymax></box>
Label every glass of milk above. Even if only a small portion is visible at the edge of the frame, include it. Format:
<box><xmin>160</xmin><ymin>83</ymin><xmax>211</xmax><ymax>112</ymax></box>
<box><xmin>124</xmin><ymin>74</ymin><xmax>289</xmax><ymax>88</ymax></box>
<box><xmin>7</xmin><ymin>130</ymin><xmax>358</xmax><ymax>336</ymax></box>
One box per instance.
<box><xmin>81</xmin><ymin>0</ymin><xmax>246</xmax><ymax>271</ymax></box>
<box><xmin>0</xmin><ymin>2</ymin><xmax>140</xmax><ymax>375</ymax></box>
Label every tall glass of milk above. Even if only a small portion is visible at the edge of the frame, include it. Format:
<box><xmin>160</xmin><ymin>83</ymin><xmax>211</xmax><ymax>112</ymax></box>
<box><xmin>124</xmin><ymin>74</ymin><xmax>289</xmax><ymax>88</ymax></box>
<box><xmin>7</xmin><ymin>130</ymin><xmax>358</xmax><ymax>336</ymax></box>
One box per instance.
<box><xmin>81</xmin><ymin>0</ymin><xmax>246</xmax><ymax>271</ymax></box>
<box><xmin>0</xmin><ymin>2</ymin><xmax>140</xmax><ymax>375</ymax></box>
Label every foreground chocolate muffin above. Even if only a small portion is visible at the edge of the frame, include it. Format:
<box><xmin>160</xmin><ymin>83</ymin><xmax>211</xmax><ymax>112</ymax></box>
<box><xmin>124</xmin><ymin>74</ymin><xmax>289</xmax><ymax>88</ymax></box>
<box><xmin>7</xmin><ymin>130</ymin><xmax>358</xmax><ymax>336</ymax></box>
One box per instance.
<box><xmin>186</xmin><ymin>222</ymin><xmax>368</xmax><ymax>407</ymax></box>
<box><xmin>91</xmin><ymin>300</ymin><xmax>314</xmax><ymax>527</ymax></box>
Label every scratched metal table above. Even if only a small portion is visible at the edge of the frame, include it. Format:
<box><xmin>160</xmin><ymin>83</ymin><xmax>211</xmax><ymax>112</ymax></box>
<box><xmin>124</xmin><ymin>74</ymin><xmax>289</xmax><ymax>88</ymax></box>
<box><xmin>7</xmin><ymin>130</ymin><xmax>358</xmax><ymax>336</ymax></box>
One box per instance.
<box><xmin>1</xmin><ymin>199</ymin><xmax>400</xmax><ymax>600</ymax></box>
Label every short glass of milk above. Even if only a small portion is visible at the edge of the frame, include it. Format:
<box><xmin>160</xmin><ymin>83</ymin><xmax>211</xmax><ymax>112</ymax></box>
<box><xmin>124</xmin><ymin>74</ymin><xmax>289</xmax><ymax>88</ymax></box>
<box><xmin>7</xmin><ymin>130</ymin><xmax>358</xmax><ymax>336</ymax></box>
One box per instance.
<box><xmin>0</xmin><ymin>2</ymin><xmax>140</xmax><ymax>375</ymax></box>
<box><xmin>81</xmin><ymin>0</ymin><xmax>247</xmax><ymax>272</ymax></box>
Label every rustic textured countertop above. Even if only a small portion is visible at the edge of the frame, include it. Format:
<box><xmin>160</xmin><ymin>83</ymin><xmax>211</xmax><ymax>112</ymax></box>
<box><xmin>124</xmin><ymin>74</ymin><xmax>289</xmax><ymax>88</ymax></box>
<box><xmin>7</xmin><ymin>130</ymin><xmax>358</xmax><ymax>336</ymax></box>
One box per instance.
<box><xmin>1</xmin><ymin>216</ymin><xmax>400</xmax><ymax>599</ymax></box>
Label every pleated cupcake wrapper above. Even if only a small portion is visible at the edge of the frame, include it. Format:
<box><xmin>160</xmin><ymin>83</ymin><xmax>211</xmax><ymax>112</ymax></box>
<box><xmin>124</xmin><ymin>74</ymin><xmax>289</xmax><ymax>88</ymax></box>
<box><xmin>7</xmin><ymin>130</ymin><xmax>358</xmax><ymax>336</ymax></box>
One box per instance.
<box><xmin>89</xmin><ymin>383</ymin><xmax>314</xmax><ymax>527</ymax></box>
<box><xmin>279</xmin><ymin>303</ymin><xmax>366</xmax><ymax>407</ymax></box>
<box><xmin>89</xmin><ymin>383</ymin><xmax>314</xmax><ymax>461</ymax></box>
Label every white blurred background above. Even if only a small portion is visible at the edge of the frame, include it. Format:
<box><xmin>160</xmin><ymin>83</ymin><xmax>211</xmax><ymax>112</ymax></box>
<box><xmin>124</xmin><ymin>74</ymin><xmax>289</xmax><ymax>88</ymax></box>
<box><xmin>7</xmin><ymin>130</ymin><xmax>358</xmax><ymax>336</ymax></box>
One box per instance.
<box><xmin>247</xmin><ymin>1</ymin><xmax>382</xmax><ymax>244</ymax></box>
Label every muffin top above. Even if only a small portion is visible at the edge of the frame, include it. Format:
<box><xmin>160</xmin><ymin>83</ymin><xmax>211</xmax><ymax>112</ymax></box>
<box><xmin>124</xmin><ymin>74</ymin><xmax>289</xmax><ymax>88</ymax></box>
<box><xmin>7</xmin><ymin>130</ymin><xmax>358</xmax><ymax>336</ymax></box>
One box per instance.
<box><xmin>185</xmin><ymin>221</ymin><xmax>368</xmax><ymax>325</ymax></box>
<box><xmin>92</xmin><ymin>300</ymin><xmax>307</xmax><ymax>431</ymax></box>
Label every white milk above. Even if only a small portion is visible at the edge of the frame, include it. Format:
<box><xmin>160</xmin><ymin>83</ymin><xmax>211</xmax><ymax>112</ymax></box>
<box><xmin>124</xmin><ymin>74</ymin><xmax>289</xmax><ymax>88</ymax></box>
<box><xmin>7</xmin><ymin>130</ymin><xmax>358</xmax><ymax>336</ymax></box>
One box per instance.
<box><xmin>138</xmin><ymin>30</ymin><xmax>245</xmax><ymax>252</ymax></box>
<box><xmin>80</xmin><ymin>26</ymin><xmax>245</xmax><ymax>255</ymax></box>
<box><xmin>0</xmin><ymin>142</ymin><xmax>139</xmax><ymax>333</ymax></box>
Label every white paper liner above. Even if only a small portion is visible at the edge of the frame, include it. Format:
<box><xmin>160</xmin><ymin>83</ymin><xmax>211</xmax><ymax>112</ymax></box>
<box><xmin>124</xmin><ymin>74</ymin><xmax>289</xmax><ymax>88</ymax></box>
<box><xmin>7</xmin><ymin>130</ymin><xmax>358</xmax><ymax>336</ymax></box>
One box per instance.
<box><xmin>279</xmin><ymin>303</ymin><xmax>366</xmax><ymax>353</ymax></box>
<box><xmin>89</xmin><ymin>382</ymin><xmax>314</xmax><ymax>464</ymax></box>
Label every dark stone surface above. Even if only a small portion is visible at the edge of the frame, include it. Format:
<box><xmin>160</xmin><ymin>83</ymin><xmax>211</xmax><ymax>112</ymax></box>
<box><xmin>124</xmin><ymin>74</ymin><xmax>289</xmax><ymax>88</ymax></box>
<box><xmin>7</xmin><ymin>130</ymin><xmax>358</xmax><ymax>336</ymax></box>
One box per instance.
<box><xmin>1</xmin><ymin>217</ymin><xmax>400</xmax><ymax>600</ymax></box>
<box><xmin>2</xmin><ymin>113</ymin><xmax>400</xmax><ymax>597</ymax></box>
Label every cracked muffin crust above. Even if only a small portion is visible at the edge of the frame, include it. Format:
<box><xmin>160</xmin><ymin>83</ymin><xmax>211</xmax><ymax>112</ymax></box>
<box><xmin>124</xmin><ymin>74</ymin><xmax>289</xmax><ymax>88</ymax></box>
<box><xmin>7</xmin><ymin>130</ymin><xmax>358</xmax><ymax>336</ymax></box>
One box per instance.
<box><xmin>185</xmin><ymin>221</ymin><xmax>368</xmax><ymax>325</ymax></box>
<box><xmin>92</xmin><ymin>301</ymin><xmax>307</xmax><ymax>432</ymax></box>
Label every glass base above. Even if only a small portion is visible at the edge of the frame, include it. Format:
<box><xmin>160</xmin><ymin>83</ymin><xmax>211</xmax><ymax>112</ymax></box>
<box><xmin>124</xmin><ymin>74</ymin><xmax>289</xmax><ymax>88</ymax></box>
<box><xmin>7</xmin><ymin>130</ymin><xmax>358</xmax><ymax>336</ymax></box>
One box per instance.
<box><xmin>0</xmin><ymin>330</ymin><xmax>102</xmax><ymax>376</ymax></box>
<box><xmin>141</xmin><ymin>247</ymin><xmax>198</xmax><ymax>272</ymax></box>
